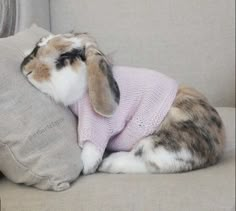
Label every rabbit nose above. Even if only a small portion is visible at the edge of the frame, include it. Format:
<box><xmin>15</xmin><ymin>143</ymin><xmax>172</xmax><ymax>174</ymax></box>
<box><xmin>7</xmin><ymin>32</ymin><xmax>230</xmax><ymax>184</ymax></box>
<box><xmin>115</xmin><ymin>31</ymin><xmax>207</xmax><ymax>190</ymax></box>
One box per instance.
<box><xmin>22</xmin><ymin>68</ymin><xmax>32</xmax><ymax>77</ymax></box>
<box><xmin>21</xmin><ymin>64</ymin><xmax>29</xmax><ymax>76</ymax></box>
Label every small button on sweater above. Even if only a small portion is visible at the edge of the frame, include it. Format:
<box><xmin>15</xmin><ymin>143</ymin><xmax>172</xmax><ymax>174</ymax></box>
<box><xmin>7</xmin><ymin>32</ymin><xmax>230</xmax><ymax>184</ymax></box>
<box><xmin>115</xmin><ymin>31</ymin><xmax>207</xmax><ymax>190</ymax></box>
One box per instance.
<box><xmin>70</xmin><ymin>66</ymin><xmax>178</xmax><ymax>154</ymax></box>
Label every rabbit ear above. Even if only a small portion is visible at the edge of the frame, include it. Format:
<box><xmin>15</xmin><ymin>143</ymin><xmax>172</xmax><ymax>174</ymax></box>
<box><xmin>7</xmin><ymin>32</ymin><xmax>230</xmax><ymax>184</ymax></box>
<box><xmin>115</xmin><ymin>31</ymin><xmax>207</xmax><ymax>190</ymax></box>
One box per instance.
<box><xmin>86</xmin><ymin>52</ymin><xmax>120</xmax><ymax>117</ymax></box>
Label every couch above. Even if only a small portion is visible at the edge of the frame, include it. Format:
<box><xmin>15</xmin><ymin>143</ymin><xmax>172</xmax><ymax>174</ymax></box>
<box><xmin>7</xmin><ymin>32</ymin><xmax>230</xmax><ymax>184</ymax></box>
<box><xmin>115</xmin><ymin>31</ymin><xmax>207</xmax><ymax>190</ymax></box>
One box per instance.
<box><xmin>0</xmin><ymin>0</ymin><xmax>235</xmax><ymax>210</ymax></box>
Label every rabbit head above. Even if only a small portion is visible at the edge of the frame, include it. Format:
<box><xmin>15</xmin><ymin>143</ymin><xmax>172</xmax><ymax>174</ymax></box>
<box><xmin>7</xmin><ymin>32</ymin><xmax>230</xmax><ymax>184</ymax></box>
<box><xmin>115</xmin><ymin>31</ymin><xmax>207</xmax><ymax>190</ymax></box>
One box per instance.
<box><xmin>21</xmin><ymin>33</ymin><xmax>120</xmax><ymax>117</ymax></box>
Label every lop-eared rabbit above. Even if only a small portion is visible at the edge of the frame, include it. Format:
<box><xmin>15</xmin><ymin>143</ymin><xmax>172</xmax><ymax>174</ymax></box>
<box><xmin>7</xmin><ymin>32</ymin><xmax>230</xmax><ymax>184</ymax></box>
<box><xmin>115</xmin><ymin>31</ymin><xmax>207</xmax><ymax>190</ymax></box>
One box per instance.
<box><xmin>21</xmin><ymin>33</ymin><xmax>225</xmax><ymax>175</ymax></box>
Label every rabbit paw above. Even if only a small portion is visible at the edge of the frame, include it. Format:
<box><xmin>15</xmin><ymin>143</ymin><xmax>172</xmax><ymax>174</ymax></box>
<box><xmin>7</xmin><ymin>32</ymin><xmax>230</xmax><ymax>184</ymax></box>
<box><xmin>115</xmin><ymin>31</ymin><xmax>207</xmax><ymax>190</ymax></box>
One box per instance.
<box><xmin>99</xmin><ymin>152</ymin><xmax>131</xmax><ymax>173</ymax></box>
<box><xmin>81</xmin><ymin>142</ymin><xmax>102</xmax><ymax>175</ymax></box>
<box><xmin>99</xmin><ymin>151</ymin><xmax>148</xmax><ymax>173</ymax></box>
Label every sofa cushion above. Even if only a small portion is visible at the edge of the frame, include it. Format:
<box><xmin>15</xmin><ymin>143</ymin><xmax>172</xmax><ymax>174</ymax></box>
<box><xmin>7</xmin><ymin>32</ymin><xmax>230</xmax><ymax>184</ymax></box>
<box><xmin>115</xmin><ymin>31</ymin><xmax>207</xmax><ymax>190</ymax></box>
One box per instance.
<box><xmin>0</xmin><ymin>25</ymin><xmax>82</xmax><ymax>191</ymax></box>
<box><xmin>0</xmin><ymin>107</ymin><xmax>234</xmax><ymax>210</ymax></box>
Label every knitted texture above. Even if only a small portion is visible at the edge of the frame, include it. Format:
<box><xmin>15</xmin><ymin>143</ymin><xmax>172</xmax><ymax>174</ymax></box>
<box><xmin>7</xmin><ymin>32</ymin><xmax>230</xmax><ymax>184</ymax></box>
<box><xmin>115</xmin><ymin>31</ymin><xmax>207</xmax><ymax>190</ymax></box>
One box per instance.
<box><xmin>70</xmin><ymin>66</ymin><xmax>178</xmax><ymax>154</ymax></box>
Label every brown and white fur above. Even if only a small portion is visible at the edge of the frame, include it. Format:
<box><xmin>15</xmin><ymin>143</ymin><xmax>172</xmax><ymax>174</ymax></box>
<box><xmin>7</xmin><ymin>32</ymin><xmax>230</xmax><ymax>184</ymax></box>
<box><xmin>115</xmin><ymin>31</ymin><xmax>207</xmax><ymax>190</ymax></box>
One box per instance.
<box><xmin>21</xmin><ymin>33</ymin><xmax>225</xmax><ymax>174</ymax></box>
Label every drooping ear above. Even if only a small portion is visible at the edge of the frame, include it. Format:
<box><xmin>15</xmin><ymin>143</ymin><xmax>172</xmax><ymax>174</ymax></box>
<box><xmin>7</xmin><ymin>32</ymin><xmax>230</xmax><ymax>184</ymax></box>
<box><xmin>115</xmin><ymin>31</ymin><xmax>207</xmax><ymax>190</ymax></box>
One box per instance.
<box><xmin>86</xmin><ymin>52</ymin><xmax>120</xmax><ymax>117</ymax></box>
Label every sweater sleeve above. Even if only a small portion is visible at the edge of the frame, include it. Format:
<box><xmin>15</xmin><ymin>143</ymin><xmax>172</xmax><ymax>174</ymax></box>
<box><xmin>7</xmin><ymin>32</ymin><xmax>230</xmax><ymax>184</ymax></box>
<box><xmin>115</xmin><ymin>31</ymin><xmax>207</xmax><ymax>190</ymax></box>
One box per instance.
<box><xmin>78</xmin><ymin>95</ymin><xmax>112</xmax><ymax>155</ymax></box>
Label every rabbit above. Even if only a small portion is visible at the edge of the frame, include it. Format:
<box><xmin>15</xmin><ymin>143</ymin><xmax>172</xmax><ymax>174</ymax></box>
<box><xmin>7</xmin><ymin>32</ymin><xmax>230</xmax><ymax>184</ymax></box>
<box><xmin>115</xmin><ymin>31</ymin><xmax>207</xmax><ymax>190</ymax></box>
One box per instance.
<box><xmin>21</xmin><ymin>33</ymin><xmax>225</xmax><ymax>175</ymax></box>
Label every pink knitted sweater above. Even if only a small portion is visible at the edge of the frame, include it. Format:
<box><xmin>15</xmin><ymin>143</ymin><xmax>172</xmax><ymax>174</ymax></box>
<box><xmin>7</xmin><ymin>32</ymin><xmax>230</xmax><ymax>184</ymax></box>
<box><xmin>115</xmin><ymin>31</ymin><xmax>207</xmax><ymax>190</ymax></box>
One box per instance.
<box><xmin>70</xmin><ymin>66</ymin><xmax>178</xmax><ymax>154</ymax></box>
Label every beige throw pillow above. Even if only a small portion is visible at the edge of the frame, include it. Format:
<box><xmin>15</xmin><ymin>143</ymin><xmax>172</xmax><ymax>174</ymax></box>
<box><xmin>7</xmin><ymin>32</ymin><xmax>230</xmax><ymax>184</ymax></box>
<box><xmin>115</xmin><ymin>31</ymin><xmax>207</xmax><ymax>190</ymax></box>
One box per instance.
<box><xmin>0</xmin><ymin>25</ymin><xmax>82</xmax><ymax>191</ymax></box>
